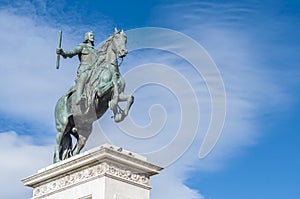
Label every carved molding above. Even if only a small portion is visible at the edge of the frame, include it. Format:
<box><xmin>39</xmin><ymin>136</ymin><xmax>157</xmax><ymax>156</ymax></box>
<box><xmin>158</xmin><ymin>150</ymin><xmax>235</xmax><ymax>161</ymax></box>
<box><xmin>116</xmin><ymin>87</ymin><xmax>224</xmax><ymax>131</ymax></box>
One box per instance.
<box><xmin>33</xmin><ymin>162</ymin><xmax>150</xmax><ymax>198</ymax></box>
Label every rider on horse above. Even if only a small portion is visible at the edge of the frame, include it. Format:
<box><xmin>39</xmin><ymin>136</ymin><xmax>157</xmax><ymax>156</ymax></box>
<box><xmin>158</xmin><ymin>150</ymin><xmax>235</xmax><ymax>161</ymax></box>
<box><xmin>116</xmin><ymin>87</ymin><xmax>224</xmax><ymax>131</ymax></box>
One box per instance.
<box><xmin>57</xmin><ymin>31</ymin><xmax>98</xmax><ymax>105</ymax></box>
<box><xmin>54</xmin><ymin>29</ymin><xmax>133</xmax><ymax>163</ymax></box>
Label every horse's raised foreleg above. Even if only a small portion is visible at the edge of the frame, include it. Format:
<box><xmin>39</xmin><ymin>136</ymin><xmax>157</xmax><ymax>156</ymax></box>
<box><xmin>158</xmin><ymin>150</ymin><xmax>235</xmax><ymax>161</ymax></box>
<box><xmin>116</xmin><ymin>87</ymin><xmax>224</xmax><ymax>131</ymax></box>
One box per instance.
<box><xmin>108</xmin><ymin>83</ymin><xmax>120</xmax><ymax>121</ymax></box>
<box><xmin>110</xmin><ymin>93</ymin><xmax>134</xmax><ymax>123</ymax></box>
<box><xmin>119</xmin><ymin>93</ymin><xmax>134</xmax><ymax>116</ymax></box>
<box><xmin>109</xmin><ymin>83</ymin><xmax>119</xmax><ymax>110</ymax></box>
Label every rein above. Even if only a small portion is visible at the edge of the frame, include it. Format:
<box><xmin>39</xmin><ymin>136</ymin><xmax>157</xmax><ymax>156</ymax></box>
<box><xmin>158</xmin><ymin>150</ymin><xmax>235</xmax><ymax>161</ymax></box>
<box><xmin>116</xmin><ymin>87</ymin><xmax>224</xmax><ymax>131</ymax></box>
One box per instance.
<box><xmin>118</xmin><ymin>57</ymin><xmax>123</xmax><ymax>67</ymax></box>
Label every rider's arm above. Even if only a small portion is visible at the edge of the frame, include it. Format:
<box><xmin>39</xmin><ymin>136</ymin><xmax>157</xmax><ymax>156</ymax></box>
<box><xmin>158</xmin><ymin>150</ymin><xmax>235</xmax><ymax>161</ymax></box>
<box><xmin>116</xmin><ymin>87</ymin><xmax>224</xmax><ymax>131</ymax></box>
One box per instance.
<box><xmin>60</xmin><ymin>45</ymin><xmax>83</xmax><ymax>58</ymax></box>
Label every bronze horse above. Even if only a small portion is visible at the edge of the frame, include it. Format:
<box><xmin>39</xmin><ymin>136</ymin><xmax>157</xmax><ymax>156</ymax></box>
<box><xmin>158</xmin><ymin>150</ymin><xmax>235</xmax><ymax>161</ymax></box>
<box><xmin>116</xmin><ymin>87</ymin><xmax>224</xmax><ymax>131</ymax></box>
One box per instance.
<box><xmin>54</xmin><ymin>29</ymin><xmax>134</xmax><ymax>163</ymax></box>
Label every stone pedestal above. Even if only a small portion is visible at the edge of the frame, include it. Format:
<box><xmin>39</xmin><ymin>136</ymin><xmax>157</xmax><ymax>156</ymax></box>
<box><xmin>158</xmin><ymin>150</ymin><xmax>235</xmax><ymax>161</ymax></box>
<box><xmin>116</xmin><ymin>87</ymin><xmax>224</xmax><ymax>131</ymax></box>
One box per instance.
<box><xmin>22</xmin><ymin>144</ymin><xmax>163</xmax><ymax>199</ymax></box>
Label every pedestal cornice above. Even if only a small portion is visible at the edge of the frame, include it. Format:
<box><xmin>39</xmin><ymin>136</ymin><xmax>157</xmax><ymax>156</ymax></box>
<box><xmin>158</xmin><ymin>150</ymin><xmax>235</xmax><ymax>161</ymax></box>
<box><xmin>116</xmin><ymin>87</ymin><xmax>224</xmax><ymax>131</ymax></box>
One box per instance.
<box><xmin>22</xmin><ymin>144</ymin><xmax>163</xmax><ymax>198</ymax></box>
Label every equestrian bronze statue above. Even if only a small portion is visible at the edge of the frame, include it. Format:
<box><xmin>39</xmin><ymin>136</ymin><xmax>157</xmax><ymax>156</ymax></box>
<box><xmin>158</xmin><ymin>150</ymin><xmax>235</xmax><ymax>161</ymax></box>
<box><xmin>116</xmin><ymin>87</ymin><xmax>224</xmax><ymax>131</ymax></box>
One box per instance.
<box><xmin>54</xmin><ymin>28</ymin><xmax>134</xmax><ymax>163</ymax></box>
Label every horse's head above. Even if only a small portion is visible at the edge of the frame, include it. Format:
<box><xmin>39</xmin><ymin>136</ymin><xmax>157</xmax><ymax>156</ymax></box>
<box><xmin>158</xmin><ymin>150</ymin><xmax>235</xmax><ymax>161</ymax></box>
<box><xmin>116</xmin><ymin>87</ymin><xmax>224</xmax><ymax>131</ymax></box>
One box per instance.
<box><xmin>111</xmin><ymin>28</ymin><xmax>128</xmax><ymax>58</ymax></box>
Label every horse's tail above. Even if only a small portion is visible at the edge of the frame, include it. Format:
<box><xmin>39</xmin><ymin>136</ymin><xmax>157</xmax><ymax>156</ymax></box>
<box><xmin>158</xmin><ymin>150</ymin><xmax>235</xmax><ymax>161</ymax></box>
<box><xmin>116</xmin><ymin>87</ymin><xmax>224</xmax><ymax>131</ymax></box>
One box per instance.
<box><xmin>55</xmin><ymin>92</ymin><xmax>72</xmax><ymax>134</ymax></box>
<box><xmin>54</xmin><ymin>92</ymin><xmax>74</xmax><ymax>162</ymax></box>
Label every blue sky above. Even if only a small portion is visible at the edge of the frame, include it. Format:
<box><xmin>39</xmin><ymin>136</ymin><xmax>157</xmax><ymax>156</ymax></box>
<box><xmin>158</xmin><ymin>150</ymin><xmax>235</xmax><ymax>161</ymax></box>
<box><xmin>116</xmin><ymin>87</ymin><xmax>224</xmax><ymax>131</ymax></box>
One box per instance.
<box><xmin>0</xmin><ymin>0</ymin><xmax>299</xmax><ymax>198</ymax></box>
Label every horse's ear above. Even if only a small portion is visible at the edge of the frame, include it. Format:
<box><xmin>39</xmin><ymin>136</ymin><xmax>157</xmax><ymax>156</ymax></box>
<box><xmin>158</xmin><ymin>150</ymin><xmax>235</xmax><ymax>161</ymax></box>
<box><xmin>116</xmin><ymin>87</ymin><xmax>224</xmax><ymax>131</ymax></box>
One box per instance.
<box><xmin>121</xmin><ymin>29</ymin><xmax>124</xmax><ymax>33</ymax></box>
<box><xmin>114</xmin><ymin>27</ymin><xmax>118</xmax><ymax>33</ymax></box>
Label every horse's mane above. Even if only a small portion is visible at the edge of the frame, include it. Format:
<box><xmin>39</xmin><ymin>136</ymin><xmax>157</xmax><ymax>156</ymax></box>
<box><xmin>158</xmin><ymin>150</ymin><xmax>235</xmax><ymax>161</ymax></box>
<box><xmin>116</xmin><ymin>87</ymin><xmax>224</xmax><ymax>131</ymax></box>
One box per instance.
<box><xmin>84</xmin><ymin>32</ymin><xmax>118</xmax><ymax>106</ymax></box>
<box><xmin>96</xmin><ymin>34</ymin><xmax>115</xmax><ymax>66</ymax></box>
<box><xmin>99</xmin><ymin>34</ymin><xmax>114</xmax><ymax>54</ymax></box>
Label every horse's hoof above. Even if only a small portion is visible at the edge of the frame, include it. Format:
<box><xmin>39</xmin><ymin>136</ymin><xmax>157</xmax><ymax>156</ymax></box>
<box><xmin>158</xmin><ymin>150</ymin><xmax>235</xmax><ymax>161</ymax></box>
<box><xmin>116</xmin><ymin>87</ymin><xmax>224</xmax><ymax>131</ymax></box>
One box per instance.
<box><xmin>114</xmin><ymin>114</ymin><xmax>123</xmax><ymax>123</ymax></box>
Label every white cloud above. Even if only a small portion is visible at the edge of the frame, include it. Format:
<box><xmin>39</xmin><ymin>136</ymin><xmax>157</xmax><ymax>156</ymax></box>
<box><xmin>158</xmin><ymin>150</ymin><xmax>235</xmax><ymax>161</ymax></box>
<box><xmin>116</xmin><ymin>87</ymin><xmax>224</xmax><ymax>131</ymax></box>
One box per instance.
<box><xmin>151</xmin><ymin>170</ymin><xmax>204</xmax><ymax>199</ymax></box>
<box><xmin>143</xmin><ymin>1</ymin><xmax>292</xmax><ymax>196</ymax></box>
<box><xmin>0</xmin><ymin>131</ymin><xmax>53</xmax><ymax>199</ymax></box>
<box><xmin>0</xmin><ymin>130</ymin><xmax>204</xmax><ymax>199</ymax></box>
<box><xmin>0</xmin><ymin>10</ymin><xmax>76</xmax><ymax>125</ymax></box>
<box><xmin>0</xmin><ymin>8</ymin><xmax>205</xmax><ymax>199</ymax></box>
<box><xmin>0</xmin><ymin>1</ymin><xmax>294</xmax><ymax>199</ymax></box>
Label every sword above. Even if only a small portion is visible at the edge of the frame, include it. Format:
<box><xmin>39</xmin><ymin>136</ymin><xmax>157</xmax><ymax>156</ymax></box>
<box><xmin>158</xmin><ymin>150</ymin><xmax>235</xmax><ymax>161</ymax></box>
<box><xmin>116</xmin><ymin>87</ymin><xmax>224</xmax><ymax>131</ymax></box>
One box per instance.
<box><xmin>56</xmin><ymin>30</ymin><xmax>63</xmax><ymax>69</ymax></box>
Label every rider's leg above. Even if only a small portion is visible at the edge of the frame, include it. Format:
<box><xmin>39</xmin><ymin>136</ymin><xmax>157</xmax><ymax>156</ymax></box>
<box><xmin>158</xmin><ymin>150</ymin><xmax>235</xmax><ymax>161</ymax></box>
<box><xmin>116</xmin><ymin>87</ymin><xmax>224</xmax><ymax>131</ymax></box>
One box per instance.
<box><xmin>75</xmin><ymin>74</ymin><xmax>87</xmax><ymax>104</ymax></box>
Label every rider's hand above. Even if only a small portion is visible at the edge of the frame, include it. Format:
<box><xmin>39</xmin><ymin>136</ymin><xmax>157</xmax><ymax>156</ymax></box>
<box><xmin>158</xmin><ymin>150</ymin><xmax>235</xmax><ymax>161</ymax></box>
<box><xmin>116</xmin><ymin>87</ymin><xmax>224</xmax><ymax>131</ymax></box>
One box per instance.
<box><xmin>56</xmin><ymin>48</ymin><xmax>63</xmax><ymax>55</ymax></box>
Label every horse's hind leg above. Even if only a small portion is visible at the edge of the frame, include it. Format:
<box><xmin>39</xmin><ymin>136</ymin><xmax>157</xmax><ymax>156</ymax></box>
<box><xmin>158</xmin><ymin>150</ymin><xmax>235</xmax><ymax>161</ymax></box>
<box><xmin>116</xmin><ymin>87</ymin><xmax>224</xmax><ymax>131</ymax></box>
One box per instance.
<box><xmin>60</xmin><ymin>133</ymin><xmax>72</xmax><ymax>160</ymax></box>
<box><xmin>53</xmin><ymin>124</ymin><xmax>73</xmax><ymax>163</ymax></box>
<box><xmin>72</xmin><ymin>124</ymin><xmax>92</xmax><ymax>155</ymax></box>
